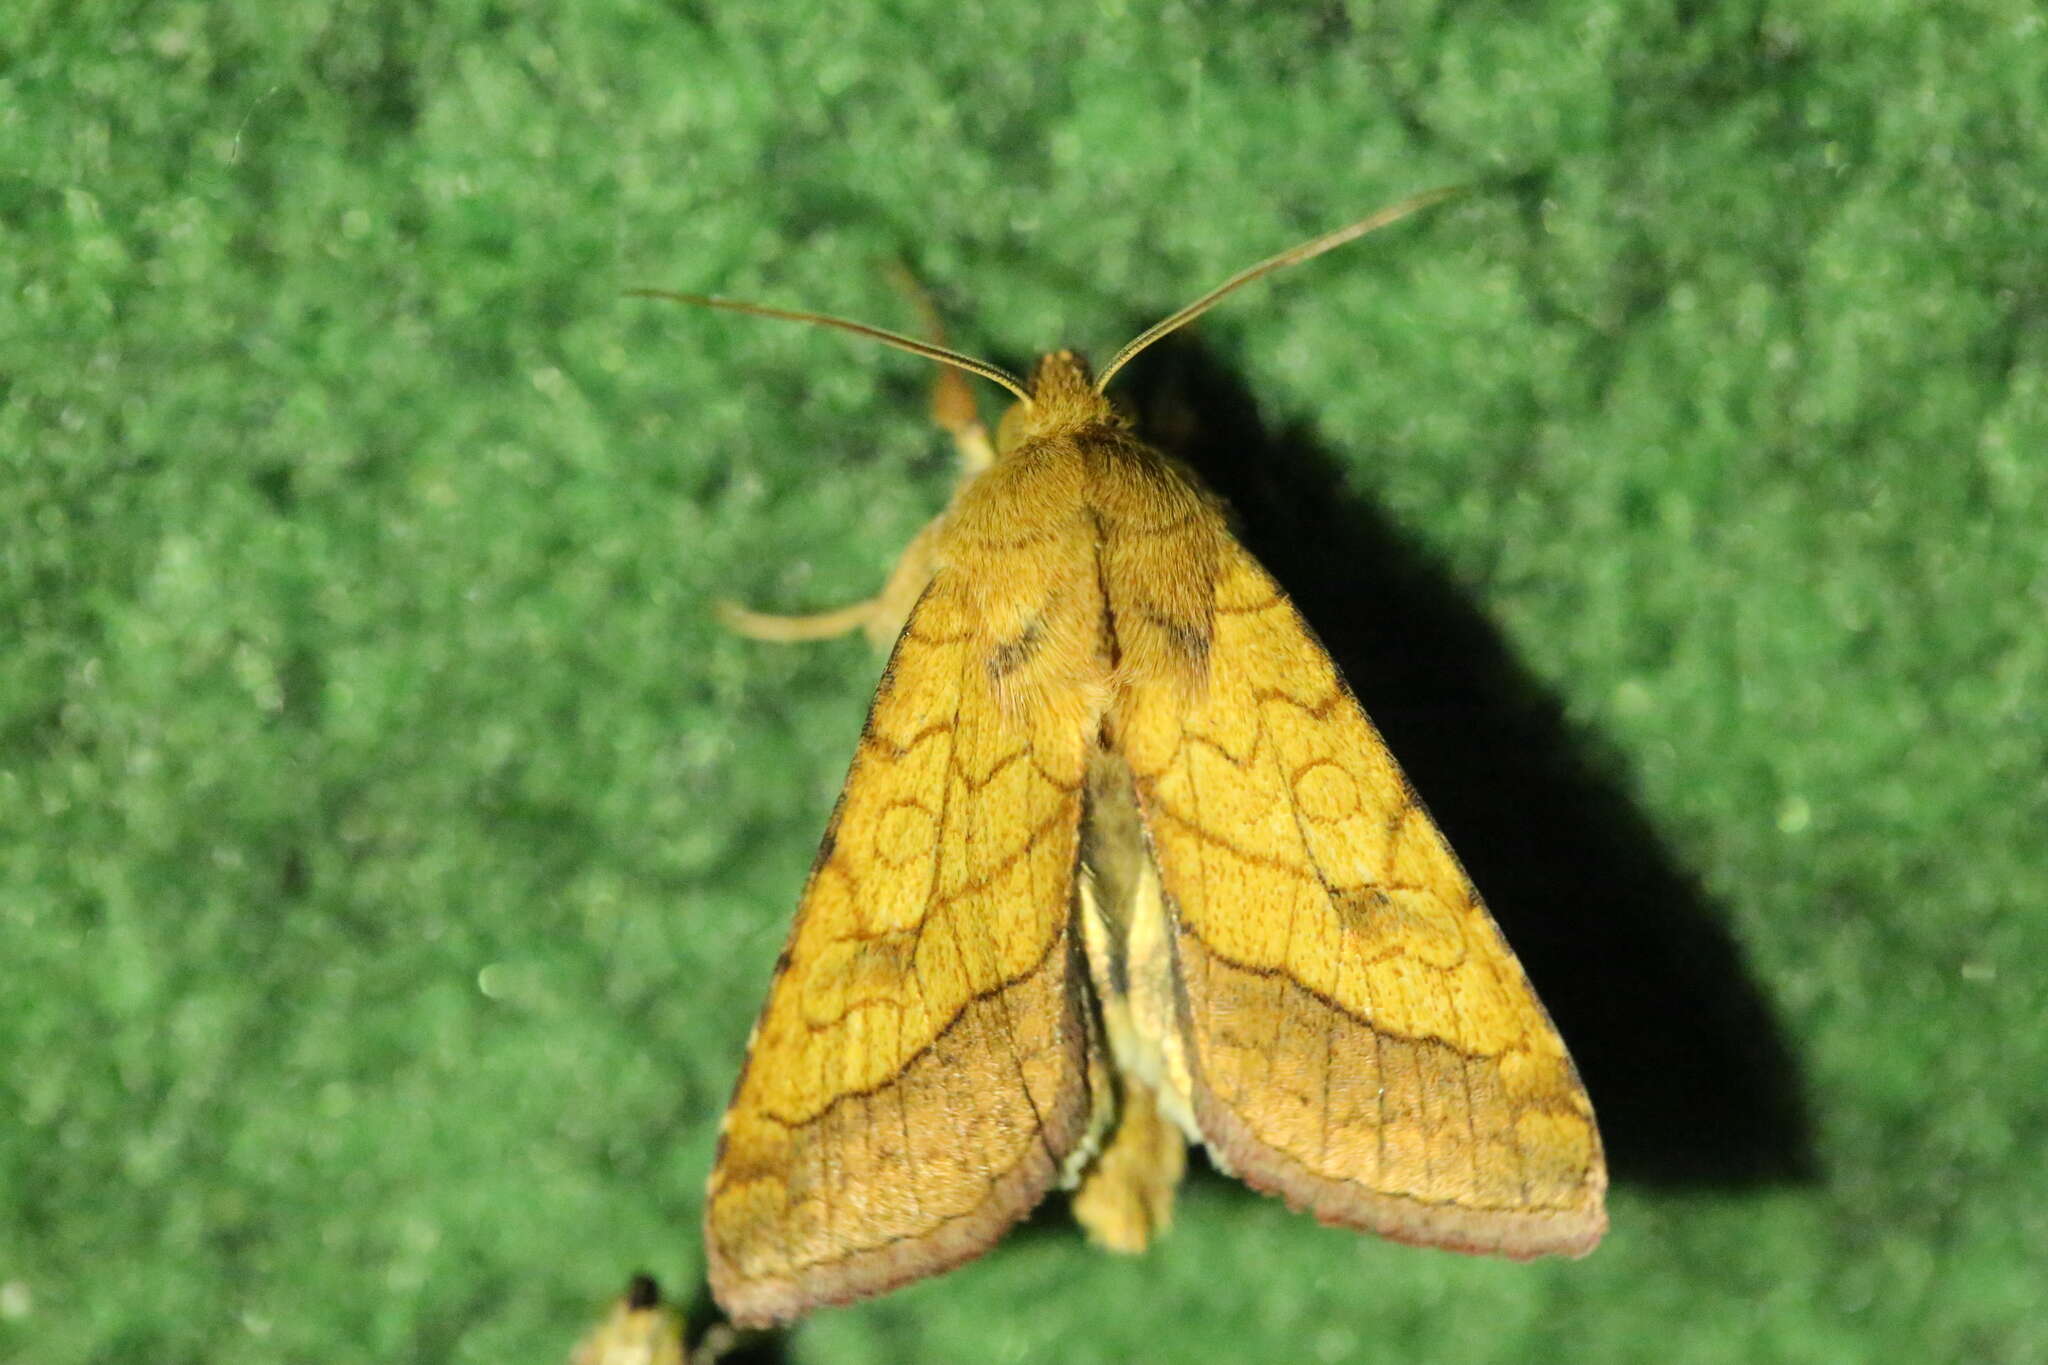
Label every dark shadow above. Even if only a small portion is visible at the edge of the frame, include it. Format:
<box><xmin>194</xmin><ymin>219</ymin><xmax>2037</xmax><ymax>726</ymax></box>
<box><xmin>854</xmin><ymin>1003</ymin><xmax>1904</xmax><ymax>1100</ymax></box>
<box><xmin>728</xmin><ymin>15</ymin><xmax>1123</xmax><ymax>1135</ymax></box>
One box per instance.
<box><xmin>1110</xmin><ymin>333</ymin><xmax>1815</xmax><ymax>1189</ymax></box>
<box><xmin>676</xmin><ymin>1274</ymin><xmax>790</xmax><ymax>1365</ymax></box>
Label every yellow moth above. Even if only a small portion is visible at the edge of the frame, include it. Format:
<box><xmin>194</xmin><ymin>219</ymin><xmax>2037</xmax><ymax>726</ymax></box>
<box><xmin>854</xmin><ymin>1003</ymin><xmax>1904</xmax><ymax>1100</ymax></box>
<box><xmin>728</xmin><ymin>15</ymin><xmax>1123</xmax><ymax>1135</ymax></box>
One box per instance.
<box><xmin>568</xmin><ymin>1275</ymin><xmax>689</xmax><ymax>1365</ymax></box>
<box><xmin>645</xmin><ymin>188</ymin><xmax>1606</xmax><ymax>1327</ymax></box>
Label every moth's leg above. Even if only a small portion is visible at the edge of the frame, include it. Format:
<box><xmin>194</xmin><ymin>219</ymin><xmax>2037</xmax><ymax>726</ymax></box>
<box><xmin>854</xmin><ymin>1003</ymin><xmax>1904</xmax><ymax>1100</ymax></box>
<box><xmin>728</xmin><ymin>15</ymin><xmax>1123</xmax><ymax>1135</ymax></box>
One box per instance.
<box><xmin>718</xmin><ymin>266</ymin><xmax>988</xmax><ymax>651</ymax></box>
<box><xmin>715</xmin><ymin>517</ymin><xmax>942</xmax><ymax>650</ymax></box>
<box><xmin>715</xmin><ymin>598</ymin><xmax>886</xmax><ymax>643</ymax></box>
<box><xmin>854</xmin><ymin>516</ymin><xmax>942</xmax><ymax>648</ymax></box>
<box><xmin>885</xmin><ymin>260</ymin><xmax>996</xmax><ymax>479</ymax></box>
<box><xmin>928</xmin><ymin>361</ymin><xmax>996</xmax><ymax>477</ymax></box>
<box><xmin>715</xmin><ymin>435</ymin><xmax>948</xmax><ymax>647</ymax></box>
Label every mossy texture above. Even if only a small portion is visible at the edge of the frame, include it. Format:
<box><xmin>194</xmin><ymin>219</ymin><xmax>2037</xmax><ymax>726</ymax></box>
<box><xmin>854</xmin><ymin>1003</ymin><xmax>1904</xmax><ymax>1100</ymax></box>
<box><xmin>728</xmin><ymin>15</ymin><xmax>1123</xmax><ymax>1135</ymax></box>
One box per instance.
<box><xmin>4</xmin><ymin>3</ymin><xmax>2044</xmax><ymax>1361</ymax></box>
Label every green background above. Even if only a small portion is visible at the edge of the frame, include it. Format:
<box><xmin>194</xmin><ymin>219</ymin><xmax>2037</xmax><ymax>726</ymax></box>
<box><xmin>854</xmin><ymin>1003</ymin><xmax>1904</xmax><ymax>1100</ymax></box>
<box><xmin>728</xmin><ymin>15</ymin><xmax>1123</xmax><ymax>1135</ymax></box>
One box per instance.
<box><xmin>6</xmin><ymin>3</ymin><xmax>2044</xmax><ymax>1361</ymax></box>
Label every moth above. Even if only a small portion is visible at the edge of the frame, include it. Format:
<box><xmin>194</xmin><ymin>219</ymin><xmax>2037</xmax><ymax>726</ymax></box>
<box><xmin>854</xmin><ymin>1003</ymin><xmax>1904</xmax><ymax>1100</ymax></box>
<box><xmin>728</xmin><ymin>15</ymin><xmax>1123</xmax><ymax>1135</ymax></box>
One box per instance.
<box><xmin>568</xmin><ymin>1276</ymin><xmax>689</xmax><ymax>1365</ymax></box>
<box><xmin>647</xmin><ymin>188</ymin><xmax>1607</xmax><ymax>1327</ymax></box>
<box><xmin>569</xmin><ymin>1275</ymin><xmax>738</xmax><ymax>1365</ymax></box>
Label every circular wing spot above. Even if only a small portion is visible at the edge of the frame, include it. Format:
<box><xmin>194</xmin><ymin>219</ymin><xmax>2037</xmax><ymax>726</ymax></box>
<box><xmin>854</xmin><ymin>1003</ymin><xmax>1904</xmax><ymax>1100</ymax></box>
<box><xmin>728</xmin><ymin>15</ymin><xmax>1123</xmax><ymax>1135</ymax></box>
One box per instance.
<box><xmin>1293</xmin><ymin>759</ymin><xmax>1362</xmax><ymax>823</ymax></box>
<box><xmin>874</xmin><ymin>800</ymin><xmax>938</xmax><ymax>867</ymax></box>
<box><xmin>1337</xmin><ymin>885</ymin><xmax>1469</xmax><ymax>970</ymax></box>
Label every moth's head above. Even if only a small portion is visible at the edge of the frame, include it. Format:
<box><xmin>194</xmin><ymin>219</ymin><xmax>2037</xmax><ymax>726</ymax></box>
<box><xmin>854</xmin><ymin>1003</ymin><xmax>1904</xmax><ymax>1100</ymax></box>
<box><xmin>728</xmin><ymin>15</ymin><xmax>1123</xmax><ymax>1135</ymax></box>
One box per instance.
<box><xmin>998</xmin><ymin>350</ymin><xmax>1119</xmax><ymax>448</ymax></box>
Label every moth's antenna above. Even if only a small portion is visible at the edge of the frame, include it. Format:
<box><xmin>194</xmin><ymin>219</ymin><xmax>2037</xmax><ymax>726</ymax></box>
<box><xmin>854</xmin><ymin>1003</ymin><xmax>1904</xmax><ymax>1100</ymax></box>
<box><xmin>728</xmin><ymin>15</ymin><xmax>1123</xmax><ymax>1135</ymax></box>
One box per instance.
<box><xmin>628</xmin><ymin>289</ymin><xmax>1034</xmax><ymax>406</ymax></box>
<box><xmin>1094</xmin><ymin>184</ymin><xmax>1466</xmax><ymax>393</ymax></box>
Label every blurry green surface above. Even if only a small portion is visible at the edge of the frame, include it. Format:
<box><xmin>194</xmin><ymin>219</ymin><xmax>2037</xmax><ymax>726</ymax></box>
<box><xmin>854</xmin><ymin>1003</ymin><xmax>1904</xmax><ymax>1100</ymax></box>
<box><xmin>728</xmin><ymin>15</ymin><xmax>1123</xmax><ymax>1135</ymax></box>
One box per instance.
<box><xmin>4</xmin><ymin>3</ymin><xmax>2044</xmax><ymax>1361</ymax></box>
